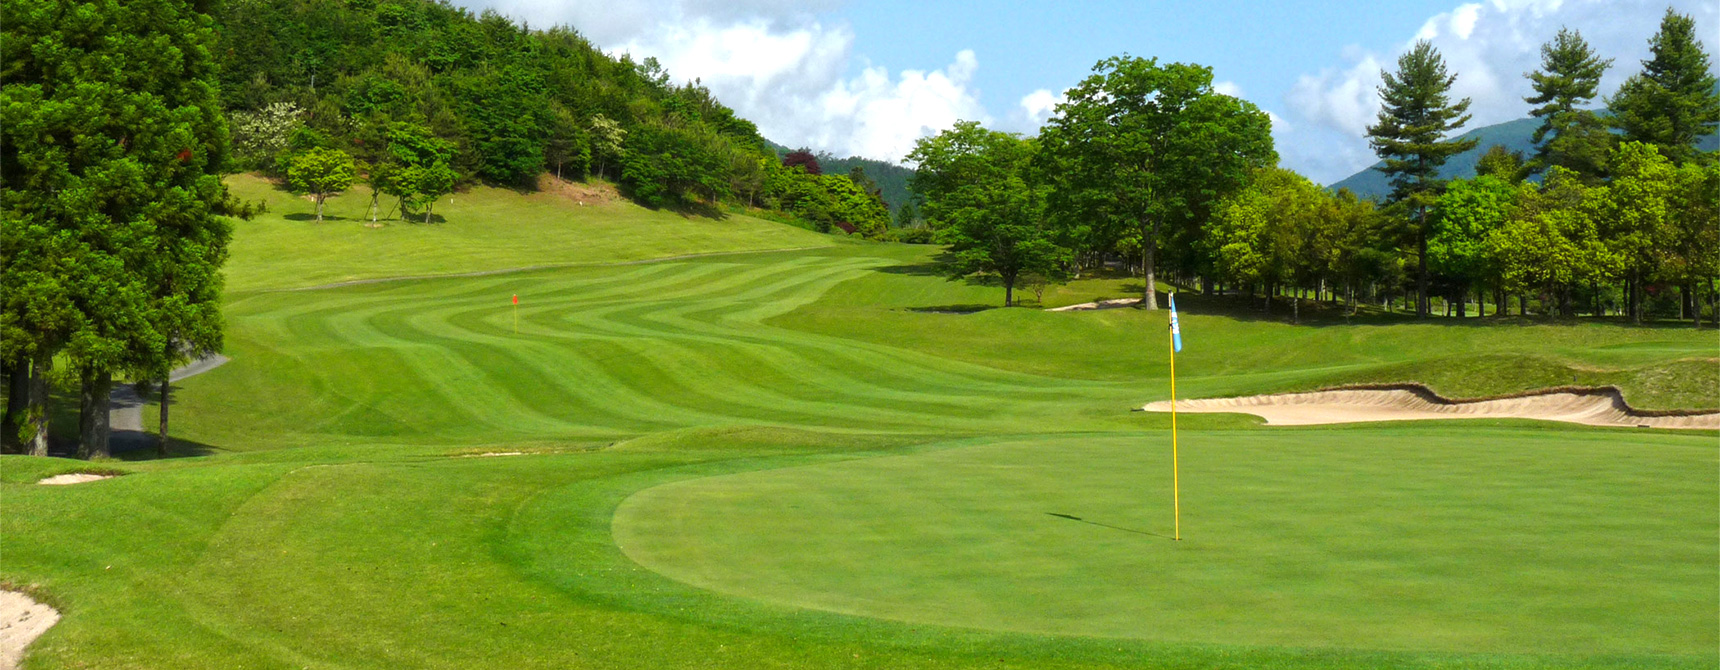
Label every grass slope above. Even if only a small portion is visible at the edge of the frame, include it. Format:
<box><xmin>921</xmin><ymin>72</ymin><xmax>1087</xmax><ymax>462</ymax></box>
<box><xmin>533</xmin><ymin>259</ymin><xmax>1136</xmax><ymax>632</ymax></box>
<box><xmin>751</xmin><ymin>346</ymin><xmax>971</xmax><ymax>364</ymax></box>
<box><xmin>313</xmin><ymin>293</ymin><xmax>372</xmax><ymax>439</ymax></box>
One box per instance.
<box><xmin>223</xmin><ymin>174</ymin><xmax>834</xmax><ymax>292</ymax></box>
<box><xmin>2</xmin><ymin>182</ymin><xmax>1716</xmax><ymax>669</ymax></box>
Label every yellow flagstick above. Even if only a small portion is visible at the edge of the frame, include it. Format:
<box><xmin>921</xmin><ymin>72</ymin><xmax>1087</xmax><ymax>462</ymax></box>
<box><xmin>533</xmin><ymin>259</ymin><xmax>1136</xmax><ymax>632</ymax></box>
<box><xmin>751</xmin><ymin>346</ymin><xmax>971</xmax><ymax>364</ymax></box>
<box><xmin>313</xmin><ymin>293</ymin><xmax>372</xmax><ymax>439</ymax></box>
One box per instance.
<box><xmin>1168</xmin><ymin>304</ymin><xmax>1180</xmax><ymax>542</ymax></box>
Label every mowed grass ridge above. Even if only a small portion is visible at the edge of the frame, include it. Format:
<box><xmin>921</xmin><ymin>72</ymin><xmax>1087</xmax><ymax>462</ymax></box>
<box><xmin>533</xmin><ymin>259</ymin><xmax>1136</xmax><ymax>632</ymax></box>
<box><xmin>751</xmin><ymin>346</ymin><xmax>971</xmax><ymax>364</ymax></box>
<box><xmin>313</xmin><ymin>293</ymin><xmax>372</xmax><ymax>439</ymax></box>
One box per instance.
<box><xmin>184</xmin><ymin>248</ymin><xmax>1145</xmax><ymax>450</ymax></box>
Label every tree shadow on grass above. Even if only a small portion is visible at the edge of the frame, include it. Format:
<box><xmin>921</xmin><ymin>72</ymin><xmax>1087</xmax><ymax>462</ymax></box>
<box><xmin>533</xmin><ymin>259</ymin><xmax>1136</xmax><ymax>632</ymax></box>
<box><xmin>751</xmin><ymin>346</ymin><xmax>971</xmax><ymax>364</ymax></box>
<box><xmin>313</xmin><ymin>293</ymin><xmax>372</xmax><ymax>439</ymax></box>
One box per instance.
<box><xmin>907</xmin><ymin>304</ymin><xmax>998</xmax><ymax>314</ymax></box>
<box><xmin>875</xmin><ymin>262</ymin><xmax>943</xmax><ymax>277</ymax></box>
<box><xmin>34</xmin><ymin>382</ymin><xmax>221</xmax><ymax>460</ymax></box>
<box><xmin>109</xmin><ymin>434</ymin><xmax>222</xmax><ymax>460</ymax></box>
<box><xmin>283</xmin><ymin>213</ymin><xmax>353</xmax><ymax>222</ymax></box>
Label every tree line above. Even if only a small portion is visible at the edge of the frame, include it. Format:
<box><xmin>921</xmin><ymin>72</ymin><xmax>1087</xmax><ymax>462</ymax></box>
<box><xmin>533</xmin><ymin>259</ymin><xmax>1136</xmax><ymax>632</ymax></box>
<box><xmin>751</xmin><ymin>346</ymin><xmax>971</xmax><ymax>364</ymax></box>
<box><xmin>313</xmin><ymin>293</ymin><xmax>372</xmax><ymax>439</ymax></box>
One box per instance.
<box><xmin>908</xmin><ymin>9</ymin><xmax>1719</xmax><ymax>324</ymax></box>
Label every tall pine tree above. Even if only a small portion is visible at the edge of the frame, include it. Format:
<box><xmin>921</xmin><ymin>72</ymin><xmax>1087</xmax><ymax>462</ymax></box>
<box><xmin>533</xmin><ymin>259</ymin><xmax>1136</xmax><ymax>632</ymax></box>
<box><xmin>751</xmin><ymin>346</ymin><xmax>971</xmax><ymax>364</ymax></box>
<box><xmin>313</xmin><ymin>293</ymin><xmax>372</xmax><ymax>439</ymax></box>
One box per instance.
<box><xmin>1608</xmin><ymin>8</ymin><xmax>1720</xmax><ymax>165</ymax></box>
<box><xmin>1524</xmin><ymin>28</ymin><xmax>1614</xmax><ymax>180</ymax></box>
<box><xmin>1367</xmin><ymin>41</ymin><xmax>1478</xmax><ymax>318</ymax></box>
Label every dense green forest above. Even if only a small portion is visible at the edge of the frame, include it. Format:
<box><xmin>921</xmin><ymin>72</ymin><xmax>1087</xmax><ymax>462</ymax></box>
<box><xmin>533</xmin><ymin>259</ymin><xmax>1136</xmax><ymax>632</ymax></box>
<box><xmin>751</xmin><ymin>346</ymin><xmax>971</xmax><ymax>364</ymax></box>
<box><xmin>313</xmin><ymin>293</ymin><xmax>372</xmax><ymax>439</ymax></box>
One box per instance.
<box><xmin>765</xmin><ymin>140</ymin><xmax>916</xmax><ymax>216</ymax></box>
<box><xmin>212</xmin><ymin>0</ymin><xmax>890</xmax><ymax>232</ymax></box>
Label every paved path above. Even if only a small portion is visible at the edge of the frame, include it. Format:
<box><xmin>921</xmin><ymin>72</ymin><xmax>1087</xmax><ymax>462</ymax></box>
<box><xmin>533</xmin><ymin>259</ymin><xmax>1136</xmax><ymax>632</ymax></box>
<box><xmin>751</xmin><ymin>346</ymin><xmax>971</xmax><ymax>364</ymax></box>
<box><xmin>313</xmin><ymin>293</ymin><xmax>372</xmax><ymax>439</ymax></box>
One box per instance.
<box><xmin>109</xmin><ymin>355</ymin><xmax>230</xmax><ymax>452</ymax></box>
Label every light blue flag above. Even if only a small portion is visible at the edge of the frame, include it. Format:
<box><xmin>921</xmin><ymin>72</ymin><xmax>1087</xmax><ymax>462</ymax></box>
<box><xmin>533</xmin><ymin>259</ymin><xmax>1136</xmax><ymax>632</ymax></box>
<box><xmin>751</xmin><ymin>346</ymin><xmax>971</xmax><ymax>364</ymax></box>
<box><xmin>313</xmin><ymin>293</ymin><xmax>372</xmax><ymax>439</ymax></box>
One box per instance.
<box><xmin>1169</xmin><ymin>293</ymin><xmax>1183</xmax><ymax>353</ymax></box>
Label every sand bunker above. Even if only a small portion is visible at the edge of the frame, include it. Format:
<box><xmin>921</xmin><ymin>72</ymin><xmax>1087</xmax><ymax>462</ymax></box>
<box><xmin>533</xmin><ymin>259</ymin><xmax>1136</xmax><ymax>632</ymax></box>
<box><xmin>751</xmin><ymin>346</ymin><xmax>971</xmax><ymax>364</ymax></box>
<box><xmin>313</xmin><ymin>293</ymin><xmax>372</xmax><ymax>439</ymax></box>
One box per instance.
<box><xmin>1141</xmin><ymin>385</ymin><xmax>1720</xmax><ymax>430</ymax></box>
<box><xmin>37</xmin><ymin>473</ymin><xmax>114</xmax><ymax>486</ymax></box>
<box><xmin>1047</xmin><ymin>298</ymin><xmax>1140</xmax><ymax>312</ymax></box>
<box><xmin>0</xmin><ymin>591</ymin><xmax>58</xmax><ymax>670</ymax></box>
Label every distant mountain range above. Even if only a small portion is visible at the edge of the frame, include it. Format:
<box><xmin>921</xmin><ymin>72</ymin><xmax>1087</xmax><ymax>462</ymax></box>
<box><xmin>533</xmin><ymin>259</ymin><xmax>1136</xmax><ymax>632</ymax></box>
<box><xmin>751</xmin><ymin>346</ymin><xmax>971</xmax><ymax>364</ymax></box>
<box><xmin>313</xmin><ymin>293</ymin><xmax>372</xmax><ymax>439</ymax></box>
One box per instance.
<box><xmin>1328</xmin><ymin>115</ymin><xmax>1719</xmax><ymax>199</ymax></box>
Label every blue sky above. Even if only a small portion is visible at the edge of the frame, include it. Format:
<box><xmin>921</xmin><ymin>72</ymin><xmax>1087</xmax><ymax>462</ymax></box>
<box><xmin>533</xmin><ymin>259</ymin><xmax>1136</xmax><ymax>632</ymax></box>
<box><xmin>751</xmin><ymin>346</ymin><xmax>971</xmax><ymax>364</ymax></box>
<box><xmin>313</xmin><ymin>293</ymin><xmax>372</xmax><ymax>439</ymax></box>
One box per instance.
<box><xmin>460</xmin><ymin>0</ymin><xmax>1717</xmax><ymax>183</ymax></box>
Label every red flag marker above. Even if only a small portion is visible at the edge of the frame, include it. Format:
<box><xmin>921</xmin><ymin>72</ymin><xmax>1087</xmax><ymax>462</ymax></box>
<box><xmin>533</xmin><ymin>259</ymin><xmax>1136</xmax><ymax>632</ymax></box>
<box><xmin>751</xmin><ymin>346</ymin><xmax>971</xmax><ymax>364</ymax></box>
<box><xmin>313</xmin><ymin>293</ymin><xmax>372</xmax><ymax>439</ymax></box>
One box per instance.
<box><xmin>511</xmin><ymin>295</ymin><xmax>519</xmax><ymax>333</ymax></box>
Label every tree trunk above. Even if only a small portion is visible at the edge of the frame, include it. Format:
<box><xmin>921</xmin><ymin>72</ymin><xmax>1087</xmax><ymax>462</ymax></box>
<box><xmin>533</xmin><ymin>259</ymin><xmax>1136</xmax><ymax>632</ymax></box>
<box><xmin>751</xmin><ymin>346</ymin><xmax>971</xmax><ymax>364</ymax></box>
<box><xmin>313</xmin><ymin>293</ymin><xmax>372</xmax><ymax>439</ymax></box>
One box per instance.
<box><xmin>158</xmin><ymin>377</ymin><xmax>170</xmax><ymax>457</ymax></box>
<box><xmin>315</xmin><ymin>194</ymin><xmax>325</xmax><ymax>222</ymax></box>
<box><xmin>1004</xmin><ymin>275</ymin><xmax>1015</xmax><ymax>307</ymax></box>
<box><xmin>1140</xmin><ymin>223</ymin><xmax>1159</xmax><ymax>310</ymax></box>
<box><xmin>1477</xmin><ymin>285</ymin><xmax>1485</xmax><ymax>317</ymax></box>
<box><xmin>2</xmin><ymin>355</ymin><xmax>26</xmax><ymax>453</ymax></box>
<box><xmin>1457</xmin><ymin>287</ymin><xmax>1467</xmax><ymax>318</ymax></box>
<box><xmin>425</xmin><ymin>199</ymin><xmax>434</xmax><ymax>224</ymax></box>
<box><xmin>369</xmin><ymin>191</ymin><xmax>379</xmax><ymax>223</ymax></box>
<box><xmin>1292</xmin><ymin>291</ymin><xmax>1300</xmax><ymax>324</ymax></box>
<box><xmin>78</xmin><ymin>368</ymin><xmax>112</xmax><ymax>460</ymax></box>
<box><xmin>1518</xmin><ymin>294</ymin><xmax>1528</xmax><ymax>316</ymax></box>
<box><xmin>1630</xmin><ymin>271</ymin><xmax>1642</xmax><ymax>325</ymax></box>
<box><xmin>27</xmin><ymin>353</ymin><xmax>50</xmax><ymax>457</ymax></box>
<box><xmin>1417</xmin><ymin>206</ymin><xmax>1430</xmax><ymax>318</ymax></box>
<box><xmin>1695</xmin><ymin>282</ymin><xmax>1703</xmax><ymax>329</ymax></box>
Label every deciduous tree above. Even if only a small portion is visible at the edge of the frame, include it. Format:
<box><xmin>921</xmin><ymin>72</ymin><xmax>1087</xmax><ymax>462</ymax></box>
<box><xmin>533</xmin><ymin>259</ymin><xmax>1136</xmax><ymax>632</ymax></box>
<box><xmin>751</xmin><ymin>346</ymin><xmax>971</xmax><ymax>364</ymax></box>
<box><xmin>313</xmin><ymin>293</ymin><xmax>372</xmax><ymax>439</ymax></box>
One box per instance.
<box><xmin>287</xmin><ymin>147</ymin><xmax>357</xmax><ymax>221</ymax></box>
<box><xmin>909</xmin><ymin>122</ymin><xmax>1068</xmax><ymax>306</ymax></box>
<box><xmin>1039</xmin><ymin>56</ymin><xmax>1274</xmax><ymax>309</ymax></box>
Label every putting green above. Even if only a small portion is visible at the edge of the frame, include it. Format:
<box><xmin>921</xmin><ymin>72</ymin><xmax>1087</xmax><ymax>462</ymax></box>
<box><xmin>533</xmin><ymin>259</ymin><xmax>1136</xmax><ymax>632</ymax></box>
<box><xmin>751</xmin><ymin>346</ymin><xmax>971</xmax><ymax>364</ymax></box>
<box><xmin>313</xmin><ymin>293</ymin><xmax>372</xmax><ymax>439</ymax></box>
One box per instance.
<box><xmin>614</xmin><ymin>428</ymin><xmax>1718</xmax><ymax>659</ymax></box>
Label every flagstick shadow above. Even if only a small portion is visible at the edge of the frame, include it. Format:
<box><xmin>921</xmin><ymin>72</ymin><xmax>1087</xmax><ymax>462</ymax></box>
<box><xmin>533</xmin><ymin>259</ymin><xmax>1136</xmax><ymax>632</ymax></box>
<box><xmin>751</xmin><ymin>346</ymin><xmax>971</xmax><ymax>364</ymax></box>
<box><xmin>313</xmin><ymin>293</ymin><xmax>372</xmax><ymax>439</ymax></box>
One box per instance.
<box><xmin>1046</xmin><ymin>513</ymin><xmax>1175</xmax><ymax>540</ymax></box>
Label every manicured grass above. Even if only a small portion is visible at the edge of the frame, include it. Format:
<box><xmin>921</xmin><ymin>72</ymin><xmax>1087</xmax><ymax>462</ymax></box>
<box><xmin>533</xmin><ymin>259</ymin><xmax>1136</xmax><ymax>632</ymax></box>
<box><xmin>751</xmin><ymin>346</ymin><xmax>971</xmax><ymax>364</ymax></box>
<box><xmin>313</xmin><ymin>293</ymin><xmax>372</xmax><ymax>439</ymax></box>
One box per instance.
<box><xmin>3</xmin><ymin>190</ymin><xmax>1716</xmax><ymax>669</ymax></box>
<box><xmin>617</xmin><ymin>430</ymin><xmax>1717</xmax><ymax>659</ymax></box>
<box><xmin>222</xmin><ymin>174</ymin><xmax>835</xmax><ymax>292</ymax></box>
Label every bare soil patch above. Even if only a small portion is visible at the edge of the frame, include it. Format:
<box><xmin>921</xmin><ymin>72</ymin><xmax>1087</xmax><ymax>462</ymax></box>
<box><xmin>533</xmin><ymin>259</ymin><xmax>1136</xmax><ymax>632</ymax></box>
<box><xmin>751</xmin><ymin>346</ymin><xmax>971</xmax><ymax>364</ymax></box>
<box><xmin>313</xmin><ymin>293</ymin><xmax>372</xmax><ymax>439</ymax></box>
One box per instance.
<box><xmin>538</xmin><ymin>174</ymin><xmax>620</xmax><ymax>206</ymax></box>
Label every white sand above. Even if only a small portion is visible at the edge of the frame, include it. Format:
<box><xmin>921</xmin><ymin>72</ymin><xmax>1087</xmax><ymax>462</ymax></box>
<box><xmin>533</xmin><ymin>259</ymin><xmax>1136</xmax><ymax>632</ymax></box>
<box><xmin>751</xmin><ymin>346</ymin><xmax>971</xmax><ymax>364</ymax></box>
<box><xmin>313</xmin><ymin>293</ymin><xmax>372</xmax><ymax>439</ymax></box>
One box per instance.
<box><xmin>0</xmin><ymin>591</ymin><xmax>58</xmax><ymax>670</ymax></box>
<box><xmin>1046</xmin><ymin>298</ymin><xmax>1140</xmax><ymax>312</ymax></box>
<box><xmin>36</xmin><ymin>473</ymin><xmax>113</xmax><ymax>486</ymax></box>
<box><xmin>1142</xmin><ymin>387</ymin><xmax>1720</xmax><ymax>430</ymax></box>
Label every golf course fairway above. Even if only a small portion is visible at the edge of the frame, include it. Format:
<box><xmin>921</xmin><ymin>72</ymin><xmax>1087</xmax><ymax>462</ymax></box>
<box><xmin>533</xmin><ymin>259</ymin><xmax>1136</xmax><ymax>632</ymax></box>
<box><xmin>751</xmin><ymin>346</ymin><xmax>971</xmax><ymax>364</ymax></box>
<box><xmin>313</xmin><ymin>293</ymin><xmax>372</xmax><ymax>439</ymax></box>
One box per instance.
<box><xmin>3</xmin><ymin>184</ymin><xmax>1716</xmax><ymax>669</ymax></box>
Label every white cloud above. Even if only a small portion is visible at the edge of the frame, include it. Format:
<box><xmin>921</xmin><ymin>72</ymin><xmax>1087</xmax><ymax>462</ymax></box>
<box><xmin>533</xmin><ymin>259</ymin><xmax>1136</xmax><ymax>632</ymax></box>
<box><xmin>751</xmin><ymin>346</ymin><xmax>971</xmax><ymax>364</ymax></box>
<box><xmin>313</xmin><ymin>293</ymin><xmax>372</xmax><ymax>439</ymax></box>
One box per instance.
<box><xmin>1213</xmin><ymin>80</ymin><xmax>1245</xmax><ymax>98</ymax></box>
<box><xmin>1266</xmin><ymin>110</ymin><xmax>1291</xmax><ymax>132</ymax></box>
<box><xmin>1019</xmin><ymin>88</ymin><xmax>1063</xmax><ymax>125</ymax></box>
<box><xmin>1281</xmin><ymin>0</ymin><xmax>1720</xmax><ymax>184</ymax></box>
<box><xmin>454</xmin><ymin>0</ymin><xmax>983</xmax><ymax>162</ymax></box>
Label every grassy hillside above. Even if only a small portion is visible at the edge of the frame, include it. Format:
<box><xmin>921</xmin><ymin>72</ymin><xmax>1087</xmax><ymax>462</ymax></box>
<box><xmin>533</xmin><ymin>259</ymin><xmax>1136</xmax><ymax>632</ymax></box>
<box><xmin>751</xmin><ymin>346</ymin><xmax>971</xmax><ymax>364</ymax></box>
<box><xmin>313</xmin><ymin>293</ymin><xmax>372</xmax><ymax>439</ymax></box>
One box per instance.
<box><xmin>223</xmin><ymin>174</ymin><xmax>835</xmax><ymax>292</ymax></box>
<box><xmin>3</xmin><ymin>186</ymin><xmax>1715</xmax><ymax>669</ymax></box>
